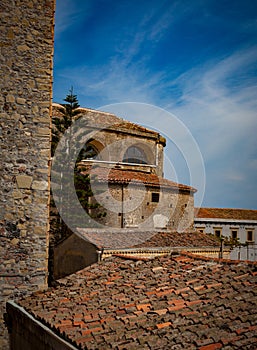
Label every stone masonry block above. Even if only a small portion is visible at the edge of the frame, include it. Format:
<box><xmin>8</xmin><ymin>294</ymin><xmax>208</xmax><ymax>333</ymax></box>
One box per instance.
<box><xmin>16</xmin><ymin>175</ymin><xmax>32</xmax><ymax>189</ymax></box>
<box><xmin>32</xmin><ymin>180</ymin><xmax>48</xmax><ymax>191</ymax></box>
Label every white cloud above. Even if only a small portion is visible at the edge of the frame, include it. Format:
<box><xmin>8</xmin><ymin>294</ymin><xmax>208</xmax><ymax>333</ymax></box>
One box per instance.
<box><xmin>54</xmin><ymin>0</ymin><xmax>93</xmax><ymax>39</ymax></box>
<box><xmin>169</xmin><ymin>46</ymin><xmax>257</xmax><ymax>158</ymax></box>
<box><xmin>53</xmin><ymin>0</ymin><xmax>257</xmax><ymax>208</ymax></box>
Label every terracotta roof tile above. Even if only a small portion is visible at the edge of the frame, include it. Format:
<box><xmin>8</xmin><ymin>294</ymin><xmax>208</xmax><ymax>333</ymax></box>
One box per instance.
<box><xmin>16</xmin><ymin>254</ymin><xmax>257</xmax><ymax>349</ymax></box>
<box><xmin>76</xmin><ymin>229</ymin><xmax>220</xmax><ymax>249</ymax></box>
<box><xmin>81</xmin><ymin>166</ymin><xmax>196</xmax><ymax>192</ymax></box>
<box><xmin>52</xmin><ymin>104</ymin><xmax>161</xmax><ymax>139</ymax></box>
<box><xmin>195</xmin><ymin>207</ymin><xmax>257</xmax><ymax>220</ymax></box>
<box><xmin>134</xmin><ymin>230</ymin><xmax>220</xmax><ymax>248</ymax></box>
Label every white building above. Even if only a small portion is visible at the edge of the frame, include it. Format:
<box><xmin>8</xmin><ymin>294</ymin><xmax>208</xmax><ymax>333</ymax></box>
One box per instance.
<box><xmin>194</xmin><ymin>208</ymin><xmax>257</xmax><ymax>244</ymax></box>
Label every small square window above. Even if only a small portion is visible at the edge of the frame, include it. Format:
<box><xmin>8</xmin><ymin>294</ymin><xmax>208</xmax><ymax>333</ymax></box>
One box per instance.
<box><xmin>151</xmin><ymin>193</ymin><xmax>159</xmax><ymax>203</ymax></box>
<box><xmin>214</xmin><ymin>229</ymin><xmax>221</xmax><ymax>238</ymax></box>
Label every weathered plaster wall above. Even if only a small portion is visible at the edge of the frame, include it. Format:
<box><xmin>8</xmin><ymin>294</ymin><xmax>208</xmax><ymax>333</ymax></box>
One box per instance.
<box><xmin>90</xmin><ymin>183</ymin><xmax>195</xmax><ymax>231</ymax></box>
<box><xmin>52</xmin><ymin>106</ymin><xmax>165</xmax><ymax>176</ymax></box>
<box><xmin>195</xmin><ymin>220</ymin><xmax>257</xmax><ymax>244</ymax></box>
<box><xmin>86</xmin><ymin>128</ymin><xmax>162</xmax><ymax>169</ymax></box>
<box><xmin>6</xmin><ymin>301</ymin><xmax>76</xmax><ymax>350</ymax></box>
<box><xmin>0</xmin><ymin>0</ymin><xmax>55</xmax><ymax>347</ymax></box>
<box><xmin>53</xmin><ymin>233</ymin><xmax>98</xmax><ymax>279</ymax></box>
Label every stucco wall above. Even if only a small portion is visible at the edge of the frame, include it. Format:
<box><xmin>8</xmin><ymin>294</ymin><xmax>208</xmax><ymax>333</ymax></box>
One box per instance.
<box><xmin>6</xmin><ymin>301</ymin><xmax>76</xmax><ymax>350</ymax></box>
<box><xmin>54</xmin><ymin>234</ymin><xmax>98</xmax><ymax>279</ymax></box>
<box><xmin>85</xmin><ymin>127</ymin><xmax>162</xmax><ymax>170</ymax></box>
<box><xmin>0</xmin><ymin>0</ymin><xmax>55</xmax><ymax>347</ymax></box>
<box><xmin>195</xmin><ymin>220</ymin><xmax>257</xmax><ymax>244</ymax></box>
<box><xmin>89</xmin><ymin>183</ymin><xmax>194</xmax><ymax>232</ymax></box>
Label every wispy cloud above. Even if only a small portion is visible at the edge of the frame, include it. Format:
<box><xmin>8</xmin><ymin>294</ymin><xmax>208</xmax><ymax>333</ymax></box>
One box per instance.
<box><xmin>53</xmin><ymin>0</ymin><xmax>257</xmax><ymax>208</ymax></box>
<box><xmin>170</xmin><ymin>46</ymin><xmax>257</xmax><ymax>160</ymax></box>
<box><xmin>166</xmin><ymin>46</ymin><xmax>257</xmax><ymax>207</ymax></box>
<box><xmin>54</xmin><ymin>0</ymin><xmax>93</xmax><ymax>39</ymax></box>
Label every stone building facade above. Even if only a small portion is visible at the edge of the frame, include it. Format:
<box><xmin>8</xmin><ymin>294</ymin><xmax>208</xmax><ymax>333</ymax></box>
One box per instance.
<box><xmin>0</xmin><ymin>0</ymin><xmax>55</xmax><ymax>348</ymax></box>
<box><xmin>83</xmin><ymin>167</ymin><xmax>195</xmax><ymax>231</ymax></box>
<box><xmin>51</xmin><ymin>105</ymin><xmax>196</xmax><ymax>234</ymax></box>
<box><xmin>50</xmin><ymin>105</ymin><xmax>196</xmax><ymax>279</ymax></box>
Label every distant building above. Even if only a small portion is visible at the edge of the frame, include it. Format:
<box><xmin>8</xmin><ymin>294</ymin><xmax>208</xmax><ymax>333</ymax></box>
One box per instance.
<box><xmin>52</xmin><ymin>104</ymin><xmax>197</xmax><ymax>233</ymax></box>
<box><xmin>194</xmin><ymin>207</ymin><xmax>257</xmax><ymax>244</ymax></box>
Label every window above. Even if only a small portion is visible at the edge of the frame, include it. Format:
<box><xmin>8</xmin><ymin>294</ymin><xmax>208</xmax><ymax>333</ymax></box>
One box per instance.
<box><xmin>196</xmin><ymin>227</ymin><xmax>204</xmax><ymax>233</ymax></box>
<box><xmin>123</xmin><ymin>146</ymin><xmax>147</xmax><ymax>164</ymax></box>
<box><xmin>231</xmin><ymin>230</ymin><xmax>238</xmax><ymax>240</ymax></box>
<box><xmin>247</xmin><ymin>230</ymin><xmax>254</xmax><ymax>242</ymax></box>
<box><xmin>214</xmin><ymin>229</ymin><xmax>221</xmax><ymax>238</ymax></box>
<box><xmin>80</xmin><ymin>143</ymin><xmax>99</xmax><ymax>160</ymax></box>
<box><xmin>151</xmin><ymin>193</ymin><xmax>159</xmax><ymax>203</ymax></box>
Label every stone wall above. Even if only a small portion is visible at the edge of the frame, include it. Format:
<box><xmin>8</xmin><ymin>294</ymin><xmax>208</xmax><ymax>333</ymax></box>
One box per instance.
<box><xmin>0</xmin><ymin>0</ymin><xmax>55</xmax><ymax>348</ymax></box>
<box><xmin>89</xmin><ymin>183</ymin><xmax>195</xmax><ymax>231</ymax></box>
<box><xmin>52</xmin><ymin>105</ymin><xmax>166</xmax><ymax>176</ymax></box>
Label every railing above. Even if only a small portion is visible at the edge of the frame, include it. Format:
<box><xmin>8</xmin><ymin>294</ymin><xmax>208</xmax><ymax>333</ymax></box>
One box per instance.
<box><xmin>80</xmin><ymin>159</ymin><xmax>156</xmax><ymax>168</ymax></box>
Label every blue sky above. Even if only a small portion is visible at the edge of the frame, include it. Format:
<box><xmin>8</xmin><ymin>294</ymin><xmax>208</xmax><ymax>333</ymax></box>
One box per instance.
<box><xmin>53</xmin><ymin>0</ymin><xmax>257</xmax><ymax>209</ymax></box>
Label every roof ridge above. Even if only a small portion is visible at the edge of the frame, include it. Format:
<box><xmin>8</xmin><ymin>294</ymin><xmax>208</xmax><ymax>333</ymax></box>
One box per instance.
<box><xmin>181</xmin><ymin>250</ymin><xmax>257</xmax><ymax>266</ymax></box>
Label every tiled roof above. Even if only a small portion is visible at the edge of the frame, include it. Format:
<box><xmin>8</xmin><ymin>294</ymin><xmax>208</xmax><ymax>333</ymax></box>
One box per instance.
<box><xmin>52</xmin><ymin>104</ymin><xmax>162</xmax><ymax>140</ymax></box>
<box><xmin>17</xmin><ymin>254</ymin><xmax>257</xmax><ymax>349</ymax></box>
<box><xmin>81</xmin><ymin>166</ymin><xmax>196</xmax><ymax>192</ymax></box>
<box><xmin>133</xmin><ymin>231</ymin><xmax>220</xmax><ymax>248</ymax></box>
<box><xmin>195</xmin><ymin>207</ymin><xmax>257</xmax><ymax>221</ymax></box>
<box><xmin>76</xmin><ymin>229</ymin><xmax>220</xmax><ymax>249</ymax></box>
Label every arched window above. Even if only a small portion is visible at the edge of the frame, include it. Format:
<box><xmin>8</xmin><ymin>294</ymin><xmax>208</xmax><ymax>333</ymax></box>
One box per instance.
<box><xmin>123</xmin><ymin>146</ymin><xmax>148</xmax><ymax>164</ymax></box>
<box><xmin>78</xmin><ymin>143</ymin><xmax>99</xmax><ymax>161</ymax></box>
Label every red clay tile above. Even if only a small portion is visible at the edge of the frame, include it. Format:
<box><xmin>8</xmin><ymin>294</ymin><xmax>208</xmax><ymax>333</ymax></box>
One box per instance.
<box><xmin>136</xmin><ymin>303</ymin><xmax>151</xmax><ymax>312</ymax></box>
<box><xmin>156</xmin><ymin>288</ymin><xmax>174</xmax><ymax>297</ymax></box>
<box><xmin>174</xmin><ymin>287</ymin><xmax>190</xmax><ymax>294</ymax></box>
<box><xmin>81</xmin><ymin>326</ymin><xmax>102</xmax><ymax>335</ymax></box>
<box><xmin>73</xmin><ymin>321</ymin><xmax>86</xmax><ymax>327</ymax></box>
<box><xmin>206</xmin><ymin>283</ymin><xmax>222</xmax><ymax>289</ymax></box>
<box><xmin>186</xmin><ymin>299</ymin><xmax>203</xmax><ymax>306</ymax></box>
<box><xmin>199</xmin><ymin>343</ymin><xmax>222</xmax><ymax>350</ymax></box>
<box><xmin>16</xmin><ymin>254</ymin><xmax>257</xmax><ymax>349</ymax></box>
<box><xmin>195</xmin><ymin>207</ymin><xmax>257</xmax><ymax>220</ymax></box>
<box><xmin>168</xmin><ymin>304</ymin><xmax>186</xmax><ymax>312</ymax></box>
<box><xmin>186</xmin><ymin>278</ymin><xmax>200</xmax><ymax>285</ymax></box>
<box><xmin>234</xmin><ymin>273</ymin><xmax>249</xmax><ymax>280</ymax></box>
<box><xmin>153</xmin><ymin>308</ymin><xmax>168</xmax><ymax>315</ymax></box>
<box><xmin>221</xmin><ymin>335</ymin><xmax>243</xmax><ymax>345</ymax></box>
<box><xmin>156</xmin><ymin>322</ymin><xmax>172</xmax><ymax>329</ymax></box>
